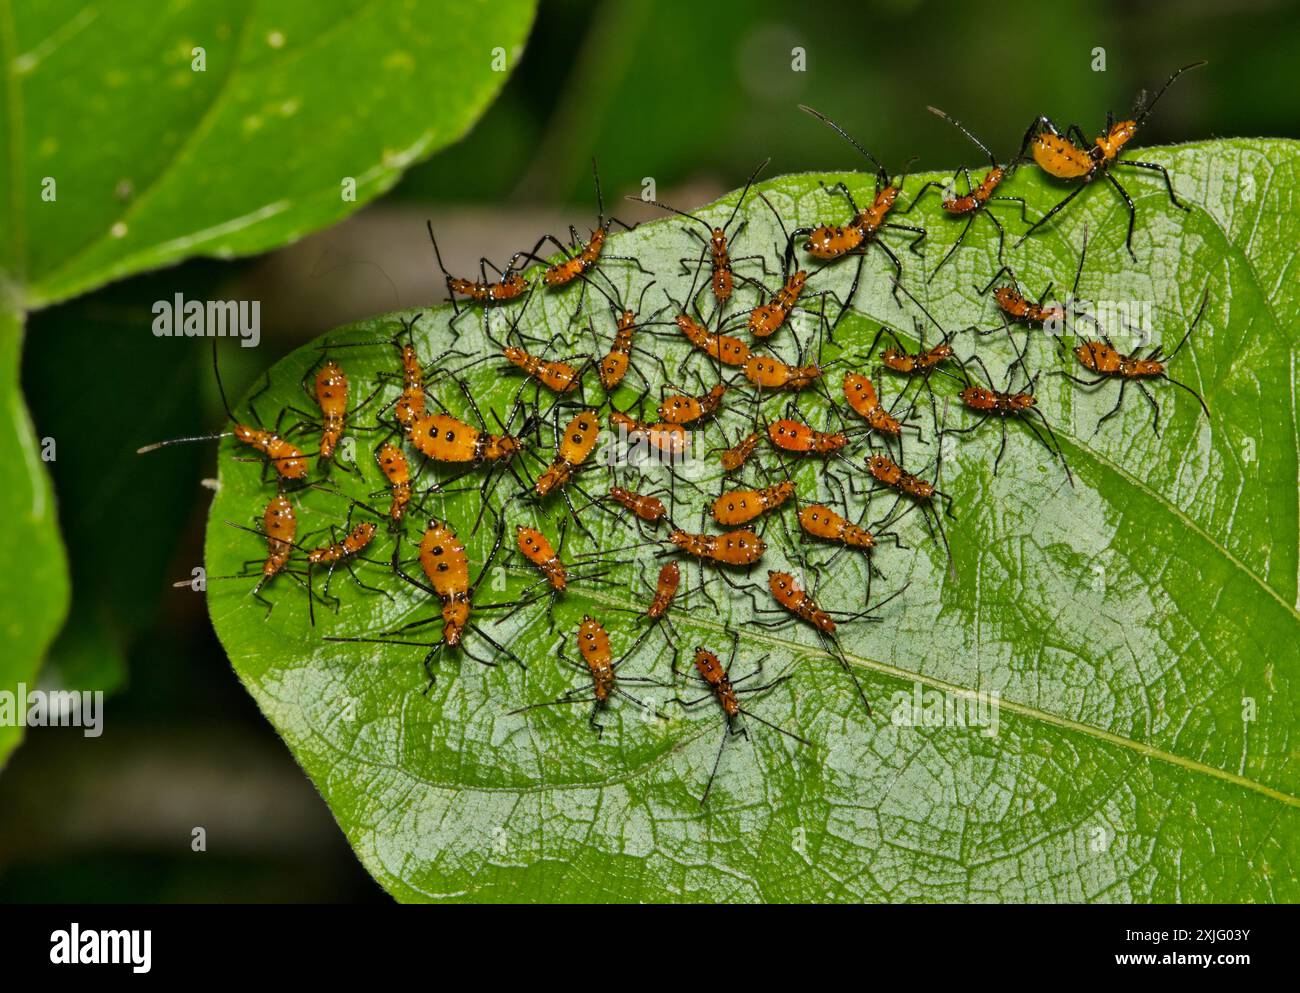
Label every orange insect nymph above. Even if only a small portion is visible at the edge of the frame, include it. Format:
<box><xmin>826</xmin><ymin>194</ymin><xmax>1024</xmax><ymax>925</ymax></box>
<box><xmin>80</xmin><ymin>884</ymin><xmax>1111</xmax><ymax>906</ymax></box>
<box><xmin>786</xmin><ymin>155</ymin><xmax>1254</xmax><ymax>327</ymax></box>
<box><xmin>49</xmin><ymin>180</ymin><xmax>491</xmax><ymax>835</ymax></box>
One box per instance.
<box><xmin>376</xmin><ymin>443</ymin><xmax>412</xmax><ymax>523</ymax></box>
<box><xmin>659</xmin><ymin>383</ymin><xmax>726</xmax><ymax>425</ymax></box>
<box><xmin>748</xmin><ymin>271</ymin><xmax>807</xmax><ymax>337</ymax></box>
<box><xmin>693</xmin><ymin>648</ymin><xmax>739</xmax><ymax>717</ymax></box>
<box><xmin>767</xmin><ymin>570</ymin><xmax>836</xmax><ymax>635</ymax></box>
<box><xmin>231</xmin><ymin>425</ymin><xmax>310</xmax><ymax>481</ymax></box>
<box><xmin>536</xmin><ymin>410</ymin><xmax>600</xmax><ymax>497</ymax></box>
<box><xmin>312</xmin><ymin>360</ymin><xmax>349</xmax><ymax>460</ymax></box>
<box><xmin>719</xmin><ymin>432</ymin><xmax>761</xmax><ymax>472</ymax></box>
<box><xmin>767</xmin><ymin>418</ymin><xmax>847</xmax><ymax>454</ymax></box>
<box><xmin>610</xmin><ymin>411</ymin><xmax>689</xmax><ymax>457</ymax></box>
<box><xmin>842</xmin><ymin>371</ymin><xmax>902</xmax><ymax>434</ymax></box>
<box><xmin>261</xmin><ymin>494</ymin><xmax>297</xmax><ymax>580</ymax></box>
<box><xmin>647</xmin><ymin>563</ymin><xmax>680</xmax><ymax>620</ymax></box>
<box><xmin>516</xmin><ymin>526</ymin><xmax>566</xmax><ymax>591</ymax></box>
<box><xmin>308</xmin><ymin>522</ymin><xmax>377</xmax><ymax>565</ymax></box>
<box><xmin>577</xmin><ymin>615</ymin><xmax>615</xmax><ymax>702</ymax></box>
<box><xmin>418</xmin><ymin>521</ymin><xmax>471</xmax><ymax>645</ymax></box>
<box><xmin>798</xmin><ymin>504</ymin><xmax>875</xmax><ymax>549</ymax></box>
<box><xmin>668</xmin><ymin>528</ymin><xmax>766</xmax><ymax>566</ymax></box>
<box><xmin>609</xmin><ymin>486</ymin><xmax>666</xmax><ymax>522</ymax></box>
<box><xmin>711</xmin><ymin>481</ymin><xmax>794</xmax><ymax>527</ymax></box>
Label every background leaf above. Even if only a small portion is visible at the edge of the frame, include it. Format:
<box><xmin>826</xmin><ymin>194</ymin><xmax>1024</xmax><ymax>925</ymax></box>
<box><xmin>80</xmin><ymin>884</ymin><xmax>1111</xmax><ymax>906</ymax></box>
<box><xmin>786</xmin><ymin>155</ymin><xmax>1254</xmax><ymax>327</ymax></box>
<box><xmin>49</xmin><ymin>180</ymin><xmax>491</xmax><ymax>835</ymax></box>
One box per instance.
<box><xmin>6</xmin><ymin>0</ymin><xmax>537</xmax><ymax>307</ymax></box>
<box><xmin>0</xmin><ymin>0</ymin><xmax>536</xmax><ymax>764</ymax></box>
<box><xmin>0</xmin><ymin>301</ymin><xmax>69</xmax><ymax>766</ymax></box>
<box><xmin>206</xmin><ymin>138</ymin><xmax>1298</xmax><ymax>902</ymax></box>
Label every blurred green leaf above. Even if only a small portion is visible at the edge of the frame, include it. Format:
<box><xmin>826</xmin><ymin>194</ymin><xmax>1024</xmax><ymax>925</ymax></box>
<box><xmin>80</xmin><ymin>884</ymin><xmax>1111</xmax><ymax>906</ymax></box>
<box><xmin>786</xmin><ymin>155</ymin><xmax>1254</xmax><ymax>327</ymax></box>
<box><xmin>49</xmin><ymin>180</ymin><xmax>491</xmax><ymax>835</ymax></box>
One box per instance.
<box><xmin>4</xmin><ymin>0</ymin><xmax>537</xmax><ymax>306</ymax></box>
<box><xmin>0</xmin><ymin>301</ymin><xmax>69</xmax><ymax>767</ymax></box>
<box><xmin>0</xmin><ymin>0</ymin><xmax>537</xmax><ymax>754</ymax></box>
<box><xmin>207</xmin><ymin>139</ymin><xmax>1298</xmax><ymax>902</ymax></box>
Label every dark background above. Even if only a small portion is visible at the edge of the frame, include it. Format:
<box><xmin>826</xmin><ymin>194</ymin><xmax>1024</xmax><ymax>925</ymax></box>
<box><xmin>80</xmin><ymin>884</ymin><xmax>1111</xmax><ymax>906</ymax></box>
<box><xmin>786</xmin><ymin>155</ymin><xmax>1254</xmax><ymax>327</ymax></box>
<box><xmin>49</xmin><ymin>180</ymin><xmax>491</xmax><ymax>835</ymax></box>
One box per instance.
<box><xmin>3</xmin><ymin>0</ymin><xmax>1298</xmax><ymax>902</ymax></box>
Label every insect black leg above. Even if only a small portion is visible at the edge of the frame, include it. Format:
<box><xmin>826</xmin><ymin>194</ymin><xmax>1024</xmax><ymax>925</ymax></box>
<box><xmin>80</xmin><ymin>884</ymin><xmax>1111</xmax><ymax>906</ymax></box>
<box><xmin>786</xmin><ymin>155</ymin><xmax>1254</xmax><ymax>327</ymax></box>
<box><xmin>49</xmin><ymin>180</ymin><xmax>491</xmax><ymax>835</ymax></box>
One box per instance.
<box><xmin>981</xmin><ymin>209</ymin><xmax>1007</xmax><ymax>267</ymax></box>
<box><xmin>345</xmin><ymin>558</ymin><xmax>394</xmax><ymax>602</ymax></box>
<box><xmin>1095</xmin><ymin>380</ymin><xmax>1128</xmax><ymax>433</ymax></box>
<box><xmin>993</xmin><ymin>417</ymin><xmax>1009</xmax><ymax>476</ymax></box>
<box><xmin>1136</xmin><ymin>380</ymin><xmax>1163</xmax><ymax>437</ymax></box>
<box><xmin>928</xmin><ymin>215</ymin><xmax>974</xmax><ymax>282</ymax></box>
<box><xmin>876</xmin><ymin>241</ymin><xmax>905</xmax><ymax>307</ymax></box>
<box><xmin>1104</xmin><ymin>171</ymin><xmax>1140</xmax><ymax>261</ymax></box>
<box><xmin>898</xmin><ymin>180</ymin><xmax>947</xmax><ymax>214</ymax></box>
<box><xmin>884</xmin><ymin>222</ymin><xmax>927</xmax><ymax>256</ymax></box>
<box><xmin>988</xmin><ymin>195</ymin><xmax>1031</xmax><ymax>225</ymax></box>
<box><xmin>1119</xmin><ymin>158</ymin><xmax>1190</xmax><ymax>211</ymax></box>
<box><xmin>1014</xmin><ymin>183</ymin><xmax>1087</xmax><ymax>249</ymax></box>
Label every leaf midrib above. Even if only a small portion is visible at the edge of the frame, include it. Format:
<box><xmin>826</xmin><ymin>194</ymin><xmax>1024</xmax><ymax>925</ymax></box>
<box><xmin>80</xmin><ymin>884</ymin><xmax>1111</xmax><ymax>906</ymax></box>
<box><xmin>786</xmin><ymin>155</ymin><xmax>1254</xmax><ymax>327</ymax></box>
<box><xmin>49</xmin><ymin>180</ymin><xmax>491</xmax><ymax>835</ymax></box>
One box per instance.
<box><xmin>274</xmin><ymin>563</ymin><xmax>1298</xmax><ymax>810</ymax></box>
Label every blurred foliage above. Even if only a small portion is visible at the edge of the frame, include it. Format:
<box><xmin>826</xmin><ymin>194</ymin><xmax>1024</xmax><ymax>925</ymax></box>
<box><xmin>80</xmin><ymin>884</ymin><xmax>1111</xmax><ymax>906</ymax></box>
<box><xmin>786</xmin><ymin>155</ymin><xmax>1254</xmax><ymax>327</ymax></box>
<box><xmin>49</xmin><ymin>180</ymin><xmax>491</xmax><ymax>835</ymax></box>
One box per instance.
<box><xmin>400</xmin><ymin>0</ymin><xmax>1300</xmax><ymax>205</ymax></box>
<box><xmin>3</xmin><ymin>0</ymin><xmax>1299</xmax><ymax>903</ymax></box>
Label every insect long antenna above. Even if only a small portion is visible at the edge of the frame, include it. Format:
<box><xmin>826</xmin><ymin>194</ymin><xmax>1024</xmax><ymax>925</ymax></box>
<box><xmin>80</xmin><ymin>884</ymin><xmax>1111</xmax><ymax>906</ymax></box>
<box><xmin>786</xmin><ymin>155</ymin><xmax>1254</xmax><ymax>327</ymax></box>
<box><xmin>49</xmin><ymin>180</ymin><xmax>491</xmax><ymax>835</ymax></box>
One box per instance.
<box><xmin>1165</xmin><ymin>285</ymin><xmax>1210</xmax><ymax>362</ymax></box>
<box><xmin>700</xmin><ymin>724</ymin><xmax>731</xmax><ymax>805</ymax></box>
<box><xmin>210</xmin><ymin>336</ymin><xmax>237</xmax><ymax>423</ymax></box>
<box><xmin>798</xmin><ymin>104</ymin><xmax>889</xmax><ymax>186</ymax></box>
<box><xmin>865</xmin><ymin>579</ymin><xmax>911</xmax><ymax>617</ymax></box>
<box><xmin>136</xmin><ymin>431</ymin><xmax>231</xmax><ymax>454</ymax></box>
<box><xmin>892</xmin><ymin>276</ymin><xmax>948</xmax><ymax>339</ymax></box>
<box><xmin>926</xmin><ymin>106</ymin><xmax>997</xmax><ymax>169</ymax></box>
<box><xmin>324</xmin><ymin>634</ymin><xmax>436</xmax><ymax>649</ymax></box>
<box><xmin>725</xmin><ymin>156</ymin><xmax>771</xmax><ymax>230</ymax></box>
<box><xmin>1164</xmin><ymin>376</ymin><xmax>1211</xmax><ymax>418</ymax></box>
<box><xmin>426</xmin><ymin>221</ymin><xmax>453</xmax><ymax>280</ymax></box>
<box><xmin>635</xmin><ymin>196</ymin><xmax>713</xmax><ymax>237</ymax></box>
<box><xmin>1025</xmin><ymin>409</ymin><xmax>1076</xmax><ymax>488</ymax></box>
<box><xmin>1134</xmin><ymin>60</ymin><xmax>1207</xmax><ymax>127</ymax></box>
<box><xmin>591</xmin><ymin>157</ymin><xmax>605</xmax><ymax>228</ymax></box>
<box><xmin>737</xmin><ymin>707</ymin><xmax>812</xmax><ymax>746</ymax></box>
<box><xmin>1070</xmin><ymin>224</ymin><xmax>1090</xmax><ymax>301</ymax></box>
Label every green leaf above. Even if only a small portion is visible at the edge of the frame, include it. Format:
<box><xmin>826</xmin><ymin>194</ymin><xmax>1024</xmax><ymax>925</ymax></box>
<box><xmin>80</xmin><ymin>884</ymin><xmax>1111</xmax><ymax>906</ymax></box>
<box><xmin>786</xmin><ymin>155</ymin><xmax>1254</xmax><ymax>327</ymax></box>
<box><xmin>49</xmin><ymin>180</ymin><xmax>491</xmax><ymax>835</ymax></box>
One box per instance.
<box><xmin>0</xmin><ymin>299</ymin><xmax>69</xmax><ymax>766</ymax></box>
<box><xmin>3</xmin><ymin>0</ymin><xmax>537</xmax><ymax>307</ymax></box>
<box><xmin>0</xmin><ymin>0</ymin><xmax>536</xmax><ymax>754</ymax></box>
<box><xmin>207</xmin><ymin>138</ymin><xmax>1300</xmax><ymax>902</ymax></box>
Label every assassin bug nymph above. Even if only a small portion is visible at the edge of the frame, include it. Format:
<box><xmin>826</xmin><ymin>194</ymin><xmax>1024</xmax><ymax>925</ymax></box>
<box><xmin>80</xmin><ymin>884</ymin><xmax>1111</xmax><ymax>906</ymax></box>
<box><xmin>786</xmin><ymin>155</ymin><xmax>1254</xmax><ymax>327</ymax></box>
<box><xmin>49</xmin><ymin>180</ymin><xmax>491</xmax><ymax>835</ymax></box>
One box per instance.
<box><xmin>189</xmin><ymin>494</ymin><xmax>309</xmax><ymax>614</ymax></box>
<box><xmin>671</xmin><ymin>631</ymin><xmax>811</xmax><ymax>804</ymax></box>
<box><xmin>138</xmin><ymin>338</ymin><xmax>312</xmax><ymax>483</ymax></box>
<box><xmin>508</xmin><ymin>615</ymin><xmax>667</xmax><ymax>738</ymax></box>
<box><xmin>221</xmin><ymin>489</ymin><xmax>393</xmax><ymax>625</ymax></box>
<box><xmin>753</xmin><ymin>566</ymin><xmax>907</xmax><ymax>718</ymax></box>
<box><xmin>1015</xmin><ymin>61</ymin><xmax>1207</xmax><ymax>260</ymax></box>
<box><xmin>977</xmin><ymin>226</ymin><xmax>1098</xmax><ymax>351</ymax></box>
<box><xmin>325</xmin><ymin>514</ymin><xmax>525</xmax><ymax>691</ymax></box>
<box><xmin>284</xmin><ymin>353</ymin><xmax>387</xmax><ymax>474</ymax></box>
<box><xmin>634</xmin><ymin>157</ymin><xmax>772</xmax><ymax>313</ymax></box>
<box><xmin>788</xmin><ymin>104</ymin><xmax>927</xmax><ymax>320</ymax></box>
<box><xmin>428</xmin><ymin>222</ymin><xmax>531</xmax><ymax>337</ymax></box>
<box><xmin>587</xmin><ymin>279</ymin><xmax>669</xmax><ymax>394</ymax></box>
<box><xmin>1062</xmin><ymin>286</ymin><xmax>1211</xmax><ymax>435</ymax></box>
<box><xmin>906</xmin><ymin>106</ymin><xmax>1029</xmax><ymax>278</ymax></box>
<box><xmin>519</xmin><ymin>158</ymin><xmax>653</xmax><ymax>317</ymax></box>
<box><xmin>502</xmin><ymin>520</ymin><xmax>647</xmax><ymax>630</ymax></box>
<box><xmin>949</xmin><ymin>330</ymin><xmax>1074</xmax><ymax>485</ymax></box>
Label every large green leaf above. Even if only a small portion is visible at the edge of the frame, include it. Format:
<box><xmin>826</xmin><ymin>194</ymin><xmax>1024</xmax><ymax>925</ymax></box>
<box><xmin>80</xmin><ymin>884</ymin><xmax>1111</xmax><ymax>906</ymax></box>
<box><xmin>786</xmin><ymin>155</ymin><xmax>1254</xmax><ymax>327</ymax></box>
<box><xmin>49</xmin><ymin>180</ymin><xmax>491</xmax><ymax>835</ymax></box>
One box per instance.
<box><xmin>0</xmin><ymin>0</ymin><xmax>536</xmax><ymax>762</ymax></box>
<box><xmin>206</xmin><ymin>138</ymin><xmax>1299</xmax><ymax>902</ymax></box>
